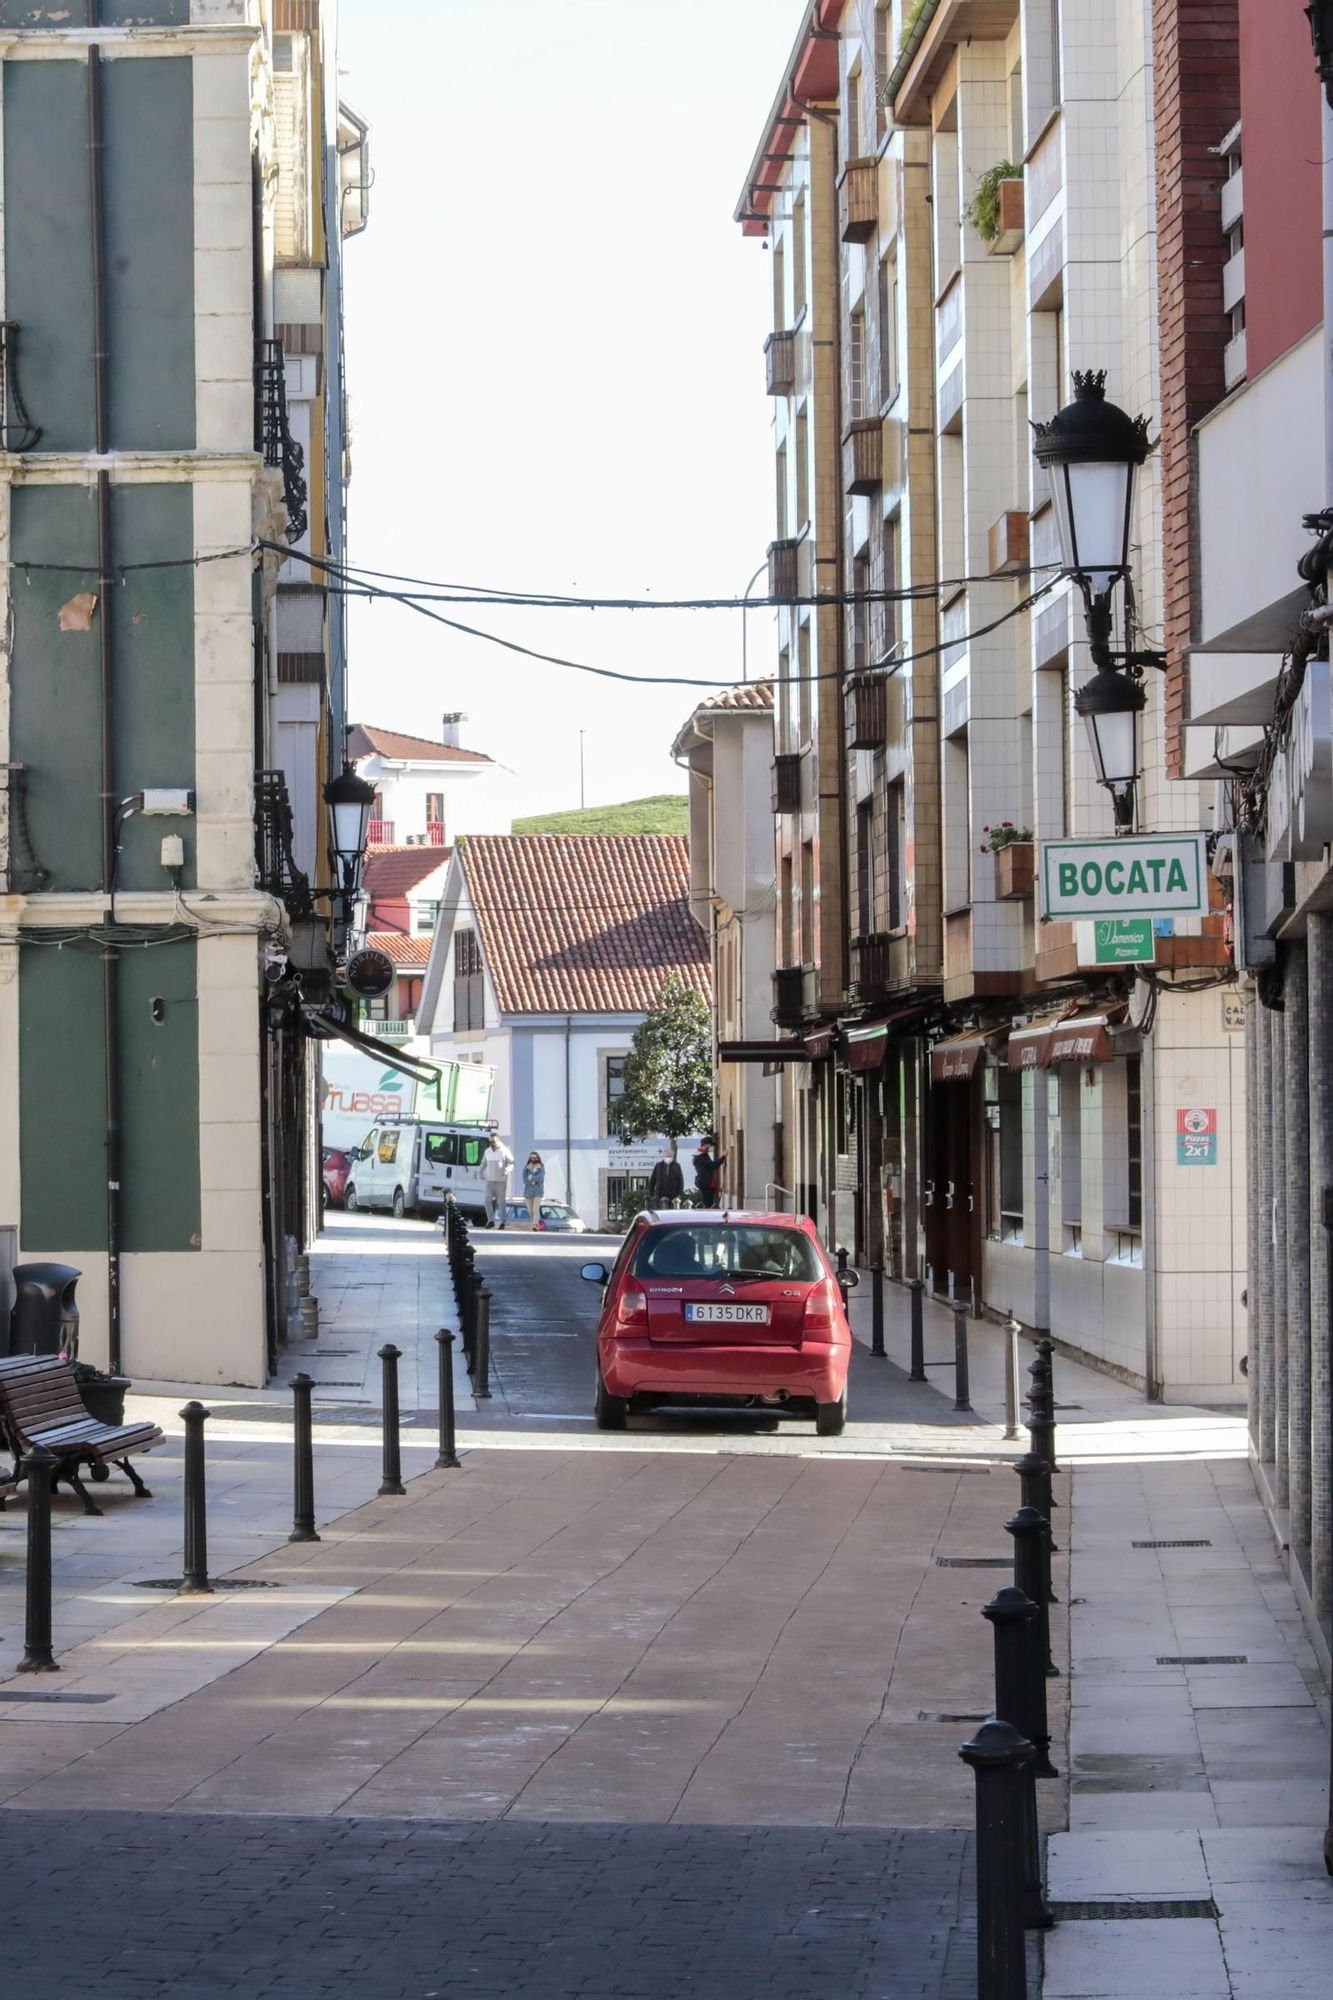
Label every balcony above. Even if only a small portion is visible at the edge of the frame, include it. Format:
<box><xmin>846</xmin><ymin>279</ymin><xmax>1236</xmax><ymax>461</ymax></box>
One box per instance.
<box><xmin>838</xmin><ymin>159</ymin><xmax>877</xmax><ymax>243</ymax></box>
<box><xmin>362</xmin><ymin>1016</ymin><xmax>415</xmax><ymax>1040</ymax></box>
<box><xmin>765</xmin><ymin>329</ymin><xmax>796</xmax><ymax>396</ymax></box>
<box><xmin>426</xmin><ymin>820</ymin><xmax>447</xmax><ymax>846</ymax></box>
<box><xmin>772</xmin><ymin>965</ymin><xmax>806</xmax><ymax>1029</ymax></box>
<box><xmin>771</xmin><ymin>753</ymin><xmax>802</xmax><ymax>815</ymax></box>
<box><xmin>843</xmin><ymin>419</ymin><xmax>882</xmax><ymax>496</ymax></box>
<box><xmin>851</xmin><ymin>933</ymin><xmax>892</xmax><ymax>1000</ymax></box>
<box><xmin>254</xmin><ymin>768</ymin><xmax>311</xmax><ymax>914</ymax></box>
<box><xmin>367</xmin><ymin>819</ymin><xmax>395</xmax><ymax>845</ymax></box>
<box><xmin>988</xmin><ymin>511</ymin><xmax>1030</xmax><ymax>576</ymax></box>
<box><xmin>256</xmin><ymin>337</ymin><xmax>308</xmax><ymax>541</ymax></box>
<box><xmin>985</xmin><ymin>178</ymin><xmax>1025</xmax><ymax>256</ymax></box>
<box><xmin>767</xmin><ymin>537</ymin><xmax>799</xmax><ymax>602</ymax></box>
<box><xmin>847</xmin><ymin>672</ymin><xmax>886</xmax><ymax>750</ymax></box>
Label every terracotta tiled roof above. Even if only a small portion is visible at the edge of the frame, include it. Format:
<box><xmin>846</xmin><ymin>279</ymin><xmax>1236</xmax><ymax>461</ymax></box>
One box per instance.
<box><xmin>349</xmin><ymin>722</ymin><xmax>492</xmax><ymax>765</ymax></box>
<box><xmin>698</xmin><ymin>680</ymin><xmax>774</xmax><ymax>712</ymax></box>
<box><xmin>361</xmin><ymin>846</ymin><xmax>452</xmax><ymax>900</ymax></box>
<box><xmin>366</xmin><ymin>930</ymin><xmax>435</xmax><ymax>968</ymax></box>
<box><xmin>460</xmin><ymin>834</ymin><xmax>710</xmax><ymax>1016</ymax></box>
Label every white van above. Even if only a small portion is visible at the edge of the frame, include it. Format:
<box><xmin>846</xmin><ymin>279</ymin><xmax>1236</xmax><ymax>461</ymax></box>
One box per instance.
<box><xmin>344</xmin><ymin>1119</ymin><xmax>491</xmax><ymax>1220</ymax></box>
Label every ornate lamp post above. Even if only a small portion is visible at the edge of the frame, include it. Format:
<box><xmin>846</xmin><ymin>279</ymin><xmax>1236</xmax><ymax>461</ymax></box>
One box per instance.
<box><xmin>323</xmin><ymin>763</ymin><xmax>375</xmax><ymax>916</ymax></box>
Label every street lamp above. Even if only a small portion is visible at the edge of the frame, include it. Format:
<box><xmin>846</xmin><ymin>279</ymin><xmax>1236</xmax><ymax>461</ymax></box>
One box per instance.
<box><xmin>323</xmin><ymin>763</ymin><xmax>375</xmax><ymax>906</ymax></box>
<box><xmin>1033</xmin><ymin>369</ymin><xmax>1155</xmax><ymax>832</ymax></box>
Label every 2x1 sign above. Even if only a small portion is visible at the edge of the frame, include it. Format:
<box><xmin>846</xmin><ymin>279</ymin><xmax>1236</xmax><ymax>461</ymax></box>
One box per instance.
<box><xmin>1041</xmin><ymin>832</ymin><xmax>1208</xmax><ymax>920</ymax></box>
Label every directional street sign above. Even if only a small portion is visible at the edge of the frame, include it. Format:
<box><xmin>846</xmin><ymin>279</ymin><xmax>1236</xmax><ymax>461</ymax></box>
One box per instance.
<box><xmin>1041</xmin><ymin>832</ymin><xmax>1208</xmax><ymax>920</ymax></box>
<box><xmin>1093</xmin><ymin>917</ymin><xmax>1156</xmax><ymax>964</ymax></box>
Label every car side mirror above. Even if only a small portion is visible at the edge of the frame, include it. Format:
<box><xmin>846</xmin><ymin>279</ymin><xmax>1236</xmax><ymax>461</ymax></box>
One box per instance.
<box><xmin>580</xmin><ymin>1263</ymin><xmax>609</xmax><ymax>1285</ymax></box>
<box><xmin>838</xmin><ymin>1270</ymin><xmax>859</xmax><ymax>1290</ymax></box>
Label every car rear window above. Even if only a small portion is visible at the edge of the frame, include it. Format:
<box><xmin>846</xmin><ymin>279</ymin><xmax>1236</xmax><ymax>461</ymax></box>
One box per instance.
<box><xmin>631</xmin><ymin>1226</ymin><xmax>822</xmax><ymax>1283</ymax></box>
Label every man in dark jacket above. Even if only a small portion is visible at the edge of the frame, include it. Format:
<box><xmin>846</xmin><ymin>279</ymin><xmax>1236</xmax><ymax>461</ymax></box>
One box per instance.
<box><xmin>647</xmin><ymin>1149</ymin><xmax>685</xmax><ymax>1207</ymax></box>
<box><xmin>692</xmin><ymin>1139</ymin><xmax>722</xmax><ymax>1205</ymax></box>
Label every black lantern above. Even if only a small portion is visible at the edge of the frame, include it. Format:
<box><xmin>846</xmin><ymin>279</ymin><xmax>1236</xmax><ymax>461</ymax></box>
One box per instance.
<box><xmin>323</xmin><ymin>763</ymin><xmax>375</xmax><ymax>899</ymax></box>
<box><xmin>1073</xmin><ymin>665</ymin><xmax>1145</xmax><ymax>831</ymax></box>
<box><xmin>1032</xmin><ymin>371</ymin><xmax>1151</xmax><ymax>598</ymax></box>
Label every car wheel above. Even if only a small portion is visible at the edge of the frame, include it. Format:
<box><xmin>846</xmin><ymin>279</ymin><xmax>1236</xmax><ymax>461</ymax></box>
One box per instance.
<box><xmin>594</xmin><ymin>1362</ymin><xmax>628</xmax><ymax>1432</ymax></box>
<box><xmin>391</xmin><ymin>1187</ymin><xmax>405</xmax><ymax>1220</ymax></box>
<box><xmin>815</xmin><ymin>1389</ymin><xmax>847</xmax><ymax>1437</ymax></box>
<box><xmin>344</xmin><ymin>1184</ymin><xmax>359</xmax><ymax>1212</ymax></box>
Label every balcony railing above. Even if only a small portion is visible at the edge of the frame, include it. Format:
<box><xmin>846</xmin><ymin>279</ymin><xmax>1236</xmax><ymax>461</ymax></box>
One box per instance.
<box><xmin>838</xmin><ymin>159</ymin><xmax>877</xmax><ymax>243</ymax></box>
<box><xmin>0</xmin><ymin>323</ymin><xmax>41</xmax><ymax>452</ymax></box>
<box><xmin>765</xmin><ymin>329</ymin><xmax>796</xmax><ymax>396</ymax></box>
<box><xmin>772</xmin><ymin>966</ymin><xmax>806</xmax><ymax>1029</ymax></box>
<box><xmin>842</xmin><ymin>418</ymin><xmax>882</xmax><ymax>496</ymax></box>
<box><xmin>367</xmin><ymin>818</ymin><xmax>395</xmax><ymax>845</ymax></box>
<box><xmin>257</xmin><ymin>337</ymin><xmax>308</xmax><ymax>541</ymax></box>
<box><xmin>772</xmin><ymin>753</ymin><xmax>802</xmax><ymax>815</ymax></box>
<box><xmin>426</xmin><ymin>820</ymin><xmax>447</xmax><ymax>845</ymax></box>
<box><xmin>254</xmin><ymin>768</ymin><xmax>311</xmax><ymax>913</ymax></box>
<box><xmin>851</xmin><ymin>933</ymin><xmax>892</xmax><ymax>1000</ymax></box>
<box><xmin>768</xmin><ymin>537</ymin><xmax>799</xmax><ymax>601</ymax></box>
<box><xmin>363</xmin><ymin>1016</ymin><xmax>415</xmax><ymax>1040</ymax></box>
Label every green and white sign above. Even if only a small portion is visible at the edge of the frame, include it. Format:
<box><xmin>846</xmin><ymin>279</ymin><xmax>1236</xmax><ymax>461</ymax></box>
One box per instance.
<box><xmin>1041</xmin><ymin>832</ymin><xmax>1208</xmax><ymax>920</ymax></box>
<box><xmin>1094</xmin><ymin>918</ymin><xmax>1156</xmax><ymax>965</ymax></box>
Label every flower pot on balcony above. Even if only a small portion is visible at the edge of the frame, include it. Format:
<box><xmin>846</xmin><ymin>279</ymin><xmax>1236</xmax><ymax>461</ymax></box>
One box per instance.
<box><xmin>995</xmin><ymin>842</ymin><xmax>1034</xmax><ymax>900</ymax></box>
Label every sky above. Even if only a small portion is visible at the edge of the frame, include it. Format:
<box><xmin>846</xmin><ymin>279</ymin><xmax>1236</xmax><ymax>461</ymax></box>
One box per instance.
<box><xmin>337</xmin><ymin>0</ymin><xmax>800</xmax><ymax>816</ymax></box>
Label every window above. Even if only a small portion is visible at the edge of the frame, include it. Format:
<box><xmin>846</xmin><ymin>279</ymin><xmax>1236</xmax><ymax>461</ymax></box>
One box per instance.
<box><xmin>778</xmin><ymin>644</ymin><xmax>793</xmax><ymax>754</ymax></box>
<box><xmin>878</xmin><ymin>255</ymin><xmax>899</xmax><ymax>407</ymax></box>
<box><xmin>776</xmin><ymin>442</ymin><xmax>789</xmax><ymax>538</ymax></box>
<box><xmin>851</xmin><ymin>548</ymin><xmax>871</xmax><ymax>671</ymax></box>
<box><xmin>856</xmin><ymin>800</ymin><xmax>874</xmax><ymax>936</ymax></box>
<box><xmin>1127</xmin><ymin>1057</ymin><xmax>1142</xmax><ymax>1229</ymax></box>
<box><xmin>887</xmin><ymin>780</ymin><xmax>905</xmax><ymax>930</ymax></box>
<box><xmin>800</xmin><ymin>840</ymin><xmax>816</xmax><ymax>962</ymax></box>
<box><xmin>1000</xmin><ymin>1070</ymin><xmax>1023</xmax><ymax>1236</ymax></box>
<box><xmin>425</xmin><ymin>792</ymin><xmax>444</xmax><ymax>824</ymax></box>
<box><xmin>1059</xmin><ymin>1066</ymin><xmax>1081</xmax><ymax>1246</ymax></box>
<box><xmin>798</xmin><ymin>621</ymin><xmax>812</xmax><ymax>746</ymax></box>
<box><xmin>456</xmin><ymin>928</ymin><xmax>482</xmax><ymax>975</ymax></box>
<box><xmin>377</xmin><ymin>1131</ymin><xmax>400</xmax><ymax>1166</ymax></box>
<box><xmin>632</xmin><ymin>1224</ymin><xmax>822</xmax><ymax>1283</ymax></box>
<box><xmin>773</xmin><ymin>236</ymin><xmax>786</xmax><ymax>331</ymax></box>
<box><xmin>781</xmin><ymin>852</ymin><xmax>795</xmax><ymax>964</ymax></box>
<box><xmin>846</xmin><ymin>64</ymin><xmax>862</xmax><ymax>162</ymax></box>
<box><xmin>880</xmin><ymin>513</ymin><xmax>899</xmax><ymax>659</ymax></box>
<box><xmin>875</xmin><ymin>4</ymin><xmax>891</xmax><ymax>146</ymax></box>
<box><xmin>795</xmin><ymin>408</ymin><xmax>809</xmax><ymax>528</ymax></box>
<box><xmin>453</xmin><ymin>926</ymin><xmax>484</xmax><ymax>1032</ymax></box>
<box><xmin>792</xmin><ymin>193</ymin><xmax>807</xmax><ymax>318</ymax></box>
<box><xmin>848</xmin><ymin>304</ymin><xmax>867</xmax><ymax>422</ymax></box>
<box><xmin>361</xmin><ymin>995</ymin><xmax>389</xmax><ymax>1021</ymax></box>
<box><xmin>605</xmin><ymin>1054</ymin><xmax>629</xmax><ymax>1136</ymax></box>
<box><xmin>416</xmin><ymin>900</ymin><xmax>440</xmax><ymax>934</ymax></box>
<box><xmin>1009</xmin><ymin>62</ymin><xmax>1024</xmax><ymax>160</ymax></box>
<box><xmin>424</xmin><ymin>1133</ymin><xmax>457</xmax><ymax>1166</ymax></box>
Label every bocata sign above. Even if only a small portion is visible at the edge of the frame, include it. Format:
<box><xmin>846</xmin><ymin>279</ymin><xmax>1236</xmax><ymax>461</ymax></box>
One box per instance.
<box><xmin>1041</xmin><ymin>832</ymin><xmax>1208</xmax><ymax>920</ymax></box>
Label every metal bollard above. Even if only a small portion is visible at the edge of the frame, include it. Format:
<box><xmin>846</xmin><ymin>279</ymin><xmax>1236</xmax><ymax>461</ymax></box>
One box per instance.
<box><xmin>984</xmin><ymin>1588</ymin><xmax>1055</xmax><ymax>1928</ymax></box>
<box><xmin>836</xmin><ymin>1245</ymin><xmax>849</xmax><ymax>1277</ymax></box>
<box><xmin>289</xmin><ymin>1373</ymin><xmax>320</xmax><ymax>1544</ymax></box>
<box><xmin>299</xmin><ymin>1294</ymin><xmax>319</xmax><ymax>1341</ymax></box>
<box><xmin>1003</xmin><ymin>1319</ymin><xmax>1022</xmax><ymax>1441</ymax></box>
<box><xmin>1014</xmin><ymin>1449</ymin><xmax>1059</xmax><ymax>1589</ymax></box>
<box><xmin>1008</xmin><ymin>1505</ymin><xmax>1058</xmax><ymax>1679</ymax></box>
<box><xmin>377</xmin><ymin>1343</ymin><xmax>406</xmax><ymax>1496</ymax></box>
<box><xmin>179</xmin><ymin>1400</ymin><xmax>213</xmax><ymax>1595</ymax></box>
<box><xmin>953</xmin><ymin>1304</ymin><xmax>973</xmax><ymax>1412</ymax></box>
<box><xmin>460</xmin><ymin>1251</ymin><xmax>478</xmax><ymax>1365</ymax></box>
<box><xmin>434</xmin><ymin>1329</ymin><xmax>462</xmax><ymax>1469</ymax></box>
<box><xmin>870</xmin><ymin>1266</ymin><xmax>886</xmax><ymax>1358</ymax></box>
<box><xmin>909</xmin><ymin>1278</ymin><xmax>926</xmax><ymax>1382</ymax></box>
<box><xmin>1027</xmin><ymin>1339</ymin><xmax>1060</xmax><ymax>1472</ymax></box>
<box><xmin>959</xmin><ymin>1718</ymin><xmax>1034</xmax><ymax>2000</ymax></box>
<box><xmin>473</xmin><ymin>1282</ymin><xmax>493</xmax><ymax>1400</ymax></box>
<box><xmin>16</xmin><ymin>1443</ymin><xmax>59</xmax><ymax>1674</ymax></box>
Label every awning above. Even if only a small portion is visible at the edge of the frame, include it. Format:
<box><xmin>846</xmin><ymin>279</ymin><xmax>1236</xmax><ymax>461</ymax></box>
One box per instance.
<box><xmin>1007</xmin><ymin>1023</ymin><xmax>1054</xmax><ymax>1071</ymax></box>
<box><xmin>848</xmin><ymin>1023</ymin><xmax>889</xmax><ymax>1072</ymax></box>
<box><xmin>307</xmin><ymin>1011</ymin><xmax>442</xmax><ymax>1085</ymax></box>
<box><xmin>1047</xmin><ymin>1015</ymin><xmax>1114</xmax><ymax>1065</ymax></box>
<box><xmin>930</xmin><ymin>1034</ymin><xmax>986</xmax><ymax>1083</ymax></box>
<box><xmin>718</xmin><ymin>1040</ymin><xmax>811</xmax><ymax>1063</ymax></box>
<box><xmin>805</xmin><ymin>1030</ymin><xmax>835</xmax><ymax>1060</ymax></box>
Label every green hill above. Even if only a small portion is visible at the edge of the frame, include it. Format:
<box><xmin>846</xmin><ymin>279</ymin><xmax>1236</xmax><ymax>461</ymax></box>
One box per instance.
<box><xmin>513</xmin><ymin>794</ymin><xmax>689</xmax><ymax>838</ymax></box>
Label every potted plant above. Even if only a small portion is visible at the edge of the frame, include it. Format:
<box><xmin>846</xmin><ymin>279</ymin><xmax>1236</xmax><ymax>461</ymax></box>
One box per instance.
<box><xmin>980</xmin><ymin>822</ymin><xmax>1035</xmax><ymax>899</ymax></box>
<box><xmin>69</xmin><ymin>1359</ymin><xmax>131</xmax><ymax>1427</ymax></box>
<box><xmin>966</xmin><ymin>160</ymin><xmax>1024</xmax><ymax>251</ymax></box>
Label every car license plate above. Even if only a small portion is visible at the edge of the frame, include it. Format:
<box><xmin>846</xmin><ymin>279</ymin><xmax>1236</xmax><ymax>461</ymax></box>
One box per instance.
<box><xmin>684</xmin><ymin>1303</ymin><xmax>770</xmax><ymax>1324</ymax></box>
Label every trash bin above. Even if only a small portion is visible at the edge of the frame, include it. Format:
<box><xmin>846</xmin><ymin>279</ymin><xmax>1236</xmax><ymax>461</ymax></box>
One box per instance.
<box><xmin>8</xmin><ymin>1263</ymin><xmax>81</xmax><ymax>1359</ymax></box>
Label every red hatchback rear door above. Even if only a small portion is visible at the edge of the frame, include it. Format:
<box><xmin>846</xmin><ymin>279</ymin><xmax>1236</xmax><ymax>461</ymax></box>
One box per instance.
<box><xmin>634</xmin><ymin>1223</ymin><xmax>818</xmax><ymax>1347</ymax></box>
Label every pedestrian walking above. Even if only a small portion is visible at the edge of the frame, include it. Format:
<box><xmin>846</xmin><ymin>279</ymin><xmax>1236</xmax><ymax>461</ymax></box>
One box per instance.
<box><xmin>647</xmin><ymin>1147</ymin><xmax>684</xmax><ymax>1208</ymax></box>
<box><xmin>523</xmin><ymin>1152</ymin><xmax>546</xmax><ymax>1228</ymax></box>
<box><xmin>692</xmin><ymin>1138</ymin><xmax>723</xmax><ymax>1207</ymax></box>
<box><xmin>482</xmin><ymin>1134</ymin><xmax>514</xmax><ymax>1228</ymax></box>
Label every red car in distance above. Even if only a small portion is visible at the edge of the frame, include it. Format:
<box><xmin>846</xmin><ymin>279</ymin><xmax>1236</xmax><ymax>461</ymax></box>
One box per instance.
<box><xmin>581</xmin><ymin>1209</ymin><xmax>856</xmax><ymax>1436</ymax></box>
<box><xmin>322</xmin><ymin>1146</ymin><xmax>352</xmax><ymax>1209</ymax></box>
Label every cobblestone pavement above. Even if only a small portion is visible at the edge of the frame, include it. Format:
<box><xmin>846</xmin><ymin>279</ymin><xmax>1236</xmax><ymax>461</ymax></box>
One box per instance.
<box><xmin>0</xmin><ymin>1812</ymin><xmax>979</xmax><ymax>1999</ymax></box>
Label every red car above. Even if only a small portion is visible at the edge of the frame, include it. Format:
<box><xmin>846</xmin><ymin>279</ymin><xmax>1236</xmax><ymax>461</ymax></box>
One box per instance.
<box><xmin>581</xmin><ymin>1209</ymin><xmax>856</xmax><ymax>1436</ymax></box>
<box><xmin>321</xmin><ymin>1146</ymin><xmax>352</xmax><ymax>1209</ymax></box>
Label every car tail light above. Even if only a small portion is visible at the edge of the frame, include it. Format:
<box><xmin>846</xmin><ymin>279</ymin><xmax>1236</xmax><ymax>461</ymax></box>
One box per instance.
<box><xmin>615</xmin><ymin>1280</ymin><xmax>648</xmax><ymax>1326</ymax></box>
<box><xmin>803</xmin><ymin>1279</ymin><xmax>837</xmax><ymax>1335</ymax></box>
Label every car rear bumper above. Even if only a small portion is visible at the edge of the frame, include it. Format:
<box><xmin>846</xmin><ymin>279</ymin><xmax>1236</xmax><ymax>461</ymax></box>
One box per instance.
<box><xmin>601</xmin><ymin>1336</ymin><xmax>847</xmax><ymax>1404</ymax></box>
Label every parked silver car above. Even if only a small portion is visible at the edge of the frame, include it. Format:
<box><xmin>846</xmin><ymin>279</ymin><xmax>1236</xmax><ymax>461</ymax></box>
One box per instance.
<box><xmin>503</xmin><ymin>1200</ymin><xmax>588</xmax><ymax>1233</ymax></box>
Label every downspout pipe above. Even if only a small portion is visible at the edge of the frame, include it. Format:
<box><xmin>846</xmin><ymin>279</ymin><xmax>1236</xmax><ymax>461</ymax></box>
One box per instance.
<box><xmin>88</xmin><ymin>1</ymin><xmax>122</xmax><ymax>1376</ymax></box>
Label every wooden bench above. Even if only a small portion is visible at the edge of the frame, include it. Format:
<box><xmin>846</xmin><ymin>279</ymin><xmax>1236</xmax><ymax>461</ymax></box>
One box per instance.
<box><xmin>0</xmin><ymin>1355</ymin><xmax>163</xmax><ymax>1516</ymax></box>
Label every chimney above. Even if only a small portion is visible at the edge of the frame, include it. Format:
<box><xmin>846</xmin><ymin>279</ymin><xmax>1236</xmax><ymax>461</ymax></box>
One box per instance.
<box><xmin>442</xmin><ymin>711</ymin><xmax>467</xmax><ymax>749</ymax></box>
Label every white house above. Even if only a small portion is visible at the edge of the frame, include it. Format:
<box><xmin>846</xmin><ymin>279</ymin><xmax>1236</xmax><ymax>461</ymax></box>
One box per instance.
<box><xmin>349</xmin><ymin>716</ymin><xmax>515</xmax><ymax>848</ymax></box>
<box><xmin>417</xmin><ymin>835</ymin><xmax>711</xmax><ymax>1227</ymax></box>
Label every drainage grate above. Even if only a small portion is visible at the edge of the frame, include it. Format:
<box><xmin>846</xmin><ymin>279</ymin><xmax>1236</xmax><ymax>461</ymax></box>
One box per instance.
<box><xmin>1156</xmin><ymin>1654</ymin><xmax>1247</xmax><ymax>1666</ymax></box>
<box><xmin>917</xmin><ymin>1710</ymin><xmax>989</xmax><ymax>1724</ymax></box>
<box><xmin>310</xmin><ymin>1380</ymin><xmax>362</xmax><ymax>1387</ymax></box>
<box><xmin>0</xmin><ymin>1691</ymin><xmax>115</xmax><ymax>1705</ymax></box>
<box><xmin>1049</xmin><ymin>1900</ymin><xmax>1218</xmax><ymax>1923</ymax></box>
<box><xmin>898</xmin><ymin>1464</ymin><xmax>992</xmax><ymax>1477</ymax></box>
<box><xmin>133</xmin><ymin>1578</ymin><xmax>286</xmax><ymax>1592</ymax></box>
<box><xmin>1131</xmin><ymin>1539</ymin><xmax>1212</xmax><ymax>1549</ymax></box>
<box><xmin>1053</xmin><ymin>1403</ymin><xmax>1083</xmax><ymax>1410</ymax></box>
<box><xmin>935</xmin><ymin>1556</ymin><xmax>1012</xmax><ymax>1569</ymax></box>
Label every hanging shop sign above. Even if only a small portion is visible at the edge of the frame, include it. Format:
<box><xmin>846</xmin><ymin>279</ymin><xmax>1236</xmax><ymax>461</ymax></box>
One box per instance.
<box><xmin>1007</xmin><ymin>1023</ymin><xmax>1053</xmax><ymax>1071</ymax></box>
<box><xmin>344</xmin><ymin>947</ymin><xmax>395</xmax><ymax>999</ymax></box>
<box><xmin>1266</xmin><ymin>658</ymin><xmax>1332</xmax><ymax>863</ymax></box>
<box><xmin>930</xmin><ymin>1035</ymin><xmax>985</xmax><ymax>1082</ymax></box>
<box><xmin>1046</xmin><ymin>1016</ymin><xmax>1113</xmax><ymax>1065</ymax></box>
<box><xmin>1040</xmin><ymin>832</ymin><xmax>1208</xmax><ymax>920</ymax></box>
<box><xmin>1093</xmin><ymin>917</ymin><xmax>1155</xmax><ymax>965</ymax></box>
<box><xmin>1176</xmin><ymin>1106</ymin><xmax>1218</xmax><ymax>1166</ymax></box>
